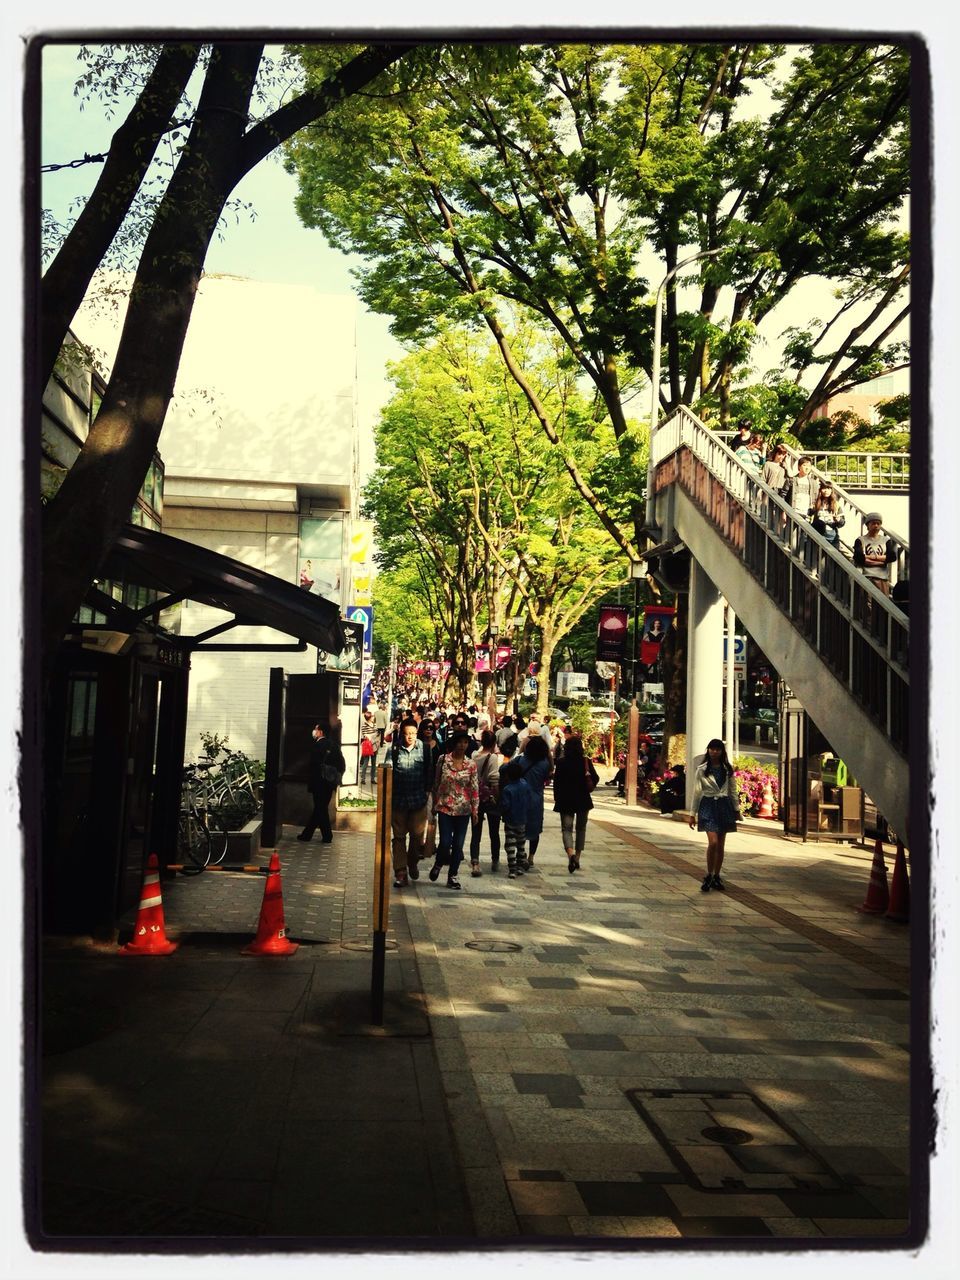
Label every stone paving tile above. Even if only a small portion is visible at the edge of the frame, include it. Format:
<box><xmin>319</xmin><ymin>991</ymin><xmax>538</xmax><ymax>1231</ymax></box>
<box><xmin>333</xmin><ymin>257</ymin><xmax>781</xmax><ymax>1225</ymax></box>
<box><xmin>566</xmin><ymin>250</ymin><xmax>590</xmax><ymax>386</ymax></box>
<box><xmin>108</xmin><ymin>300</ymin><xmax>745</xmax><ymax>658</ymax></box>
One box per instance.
<box><xmin>396</xmin><ymin>802</ymin><xmax>913</xmax><ymax>1243</ymax></box>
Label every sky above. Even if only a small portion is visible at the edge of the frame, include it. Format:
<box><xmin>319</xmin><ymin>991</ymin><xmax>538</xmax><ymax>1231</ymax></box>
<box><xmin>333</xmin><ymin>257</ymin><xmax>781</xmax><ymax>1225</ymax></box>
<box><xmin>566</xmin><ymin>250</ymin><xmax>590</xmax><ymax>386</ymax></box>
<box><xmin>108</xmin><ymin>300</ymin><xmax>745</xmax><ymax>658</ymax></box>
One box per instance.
<box><xmin>40</xmin><ymin>42</ymin><xmax>407</xmax><ymax>479</ymax></box>
<box><xmin>7</xmin><ymin>6</ymin><xmax>960</xmax><ymax>1279</ymax></box>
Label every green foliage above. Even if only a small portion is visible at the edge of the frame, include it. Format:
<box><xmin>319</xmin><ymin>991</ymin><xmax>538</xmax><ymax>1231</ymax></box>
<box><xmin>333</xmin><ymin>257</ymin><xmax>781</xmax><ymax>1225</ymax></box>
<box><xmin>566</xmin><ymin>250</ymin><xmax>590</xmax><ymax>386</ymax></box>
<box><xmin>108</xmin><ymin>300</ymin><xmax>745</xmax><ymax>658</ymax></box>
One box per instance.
<box><xmin>199</xmin><ymin>730</ymin><xmax>229</xmax><ymax>760</ymax></box>
<box><xmin>286</xmin><ymin>40</ymin><xmax>909</xmax><ymax>448</ymax></box>
<box><xmin>363</xmin><ymin>323</ymin><xmax>630</xmax><ymax>699</ymax></box>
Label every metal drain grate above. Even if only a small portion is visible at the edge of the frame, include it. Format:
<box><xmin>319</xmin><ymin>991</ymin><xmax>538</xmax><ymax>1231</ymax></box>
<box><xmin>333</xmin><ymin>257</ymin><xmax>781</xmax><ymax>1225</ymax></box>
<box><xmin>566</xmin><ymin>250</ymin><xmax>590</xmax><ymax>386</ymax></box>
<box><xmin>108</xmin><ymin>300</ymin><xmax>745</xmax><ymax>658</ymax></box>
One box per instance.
<box><xmin>627</xmin><ymin>1087</ymin><xmax>846</xmax><ymax>1193</ymax></box>
<box><xmin>465</xmin><ymin>939</ymin><xmax>523</xmax><ymax>953</ymax></box>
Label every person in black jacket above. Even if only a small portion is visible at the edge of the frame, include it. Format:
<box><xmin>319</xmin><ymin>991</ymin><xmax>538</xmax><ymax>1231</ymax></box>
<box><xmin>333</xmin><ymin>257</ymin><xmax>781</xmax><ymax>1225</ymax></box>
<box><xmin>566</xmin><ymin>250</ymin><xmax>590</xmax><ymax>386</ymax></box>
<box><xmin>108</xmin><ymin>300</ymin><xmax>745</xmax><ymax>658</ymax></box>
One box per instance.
<box><xmin>297</xmin><ymin>724</ymin><xmax>345</xmax><ymax>843</ymax></box>
<box><xmin>551</xmin><ymin>734</ymin><xmax>599</xmax><ymax>874</ymax></box>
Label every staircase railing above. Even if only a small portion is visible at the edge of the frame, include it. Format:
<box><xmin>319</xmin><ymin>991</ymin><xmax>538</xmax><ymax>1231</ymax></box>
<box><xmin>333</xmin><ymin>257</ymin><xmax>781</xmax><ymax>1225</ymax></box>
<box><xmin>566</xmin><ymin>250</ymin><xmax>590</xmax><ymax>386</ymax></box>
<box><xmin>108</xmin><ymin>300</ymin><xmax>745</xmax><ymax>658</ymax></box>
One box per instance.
<box><xmin>717</xmin><ymin>431</ymin><xmax>909</xmax><ymax>573</ymax></box>
<box><xmin>653</xmin><ymin>407</ymin><xmax>909</xmax><ymax>756</ymax></box>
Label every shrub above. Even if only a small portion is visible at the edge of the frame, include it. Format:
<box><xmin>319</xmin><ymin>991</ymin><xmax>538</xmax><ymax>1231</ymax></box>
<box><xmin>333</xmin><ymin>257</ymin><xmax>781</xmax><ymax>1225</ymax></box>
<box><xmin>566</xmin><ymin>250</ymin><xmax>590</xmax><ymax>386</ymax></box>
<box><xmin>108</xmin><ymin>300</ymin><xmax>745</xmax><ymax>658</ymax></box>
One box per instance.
<box><xmin>733</xmin><ymin>754</ymin><xmax>779</xmax><ymax>816</ymax></box>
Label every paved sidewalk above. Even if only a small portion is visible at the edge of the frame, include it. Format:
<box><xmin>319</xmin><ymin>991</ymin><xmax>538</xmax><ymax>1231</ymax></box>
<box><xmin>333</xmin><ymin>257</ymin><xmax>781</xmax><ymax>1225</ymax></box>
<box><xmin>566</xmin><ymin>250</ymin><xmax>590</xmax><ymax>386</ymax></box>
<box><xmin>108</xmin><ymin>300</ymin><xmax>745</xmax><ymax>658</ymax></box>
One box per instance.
<box><xmin>34</xmin><ymin>796</ymin><xmax>917</xmax><ymax>1250</ymax></box>
<box><xmin>400</xmin><ymin>792</ymin><xmax>914</xmax><ymax>1242</ymax></box>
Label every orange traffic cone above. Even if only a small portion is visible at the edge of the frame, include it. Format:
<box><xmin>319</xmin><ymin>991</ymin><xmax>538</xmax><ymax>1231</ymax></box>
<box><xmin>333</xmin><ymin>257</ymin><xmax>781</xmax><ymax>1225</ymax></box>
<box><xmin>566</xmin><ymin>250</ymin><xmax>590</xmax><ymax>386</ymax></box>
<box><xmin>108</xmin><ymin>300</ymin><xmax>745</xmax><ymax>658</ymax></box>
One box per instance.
<box><xmin>857</xmin><ymin>837</ymin><xmax>889</xmax><ymax>915</ymax></box>
<box><xmin>758</xmin><ymin>780</ymin><xmax>775</xmax><ymax>820</ymax></box>
<box><xmin>885</xmin><ymin>839</ymin><xmax>910</xmax><ymax>923</ymax></box>
<box><xmin>119</xmin><ymin>854</ymin><xmax>178</xmax><ymax>955</ymax></box>
<box><xmin>242</xmin><ymin>851</ymin><xmax>299</xmax><ymax>956</ymax></box>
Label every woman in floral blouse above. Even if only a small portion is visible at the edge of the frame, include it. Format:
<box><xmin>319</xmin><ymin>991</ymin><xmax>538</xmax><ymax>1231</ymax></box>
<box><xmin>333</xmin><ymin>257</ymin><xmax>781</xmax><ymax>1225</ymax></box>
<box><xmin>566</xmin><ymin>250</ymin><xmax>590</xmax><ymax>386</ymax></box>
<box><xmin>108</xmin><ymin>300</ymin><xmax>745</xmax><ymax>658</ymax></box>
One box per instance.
<box><xmin>429</xmin><ymin>729</ymin><xmax>480</xmax><ymax>891</ymax></box>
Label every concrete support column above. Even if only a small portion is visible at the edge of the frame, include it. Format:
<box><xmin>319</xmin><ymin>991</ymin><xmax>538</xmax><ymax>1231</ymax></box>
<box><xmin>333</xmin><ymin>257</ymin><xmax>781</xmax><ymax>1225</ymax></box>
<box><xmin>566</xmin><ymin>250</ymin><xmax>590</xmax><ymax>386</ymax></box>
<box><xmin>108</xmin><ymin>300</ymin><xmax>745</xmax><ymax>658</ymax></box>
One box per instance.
<box><xmin>685</xmin><ymin>559</ymin><xmax>725</xmax><ymax>809</ymax></box>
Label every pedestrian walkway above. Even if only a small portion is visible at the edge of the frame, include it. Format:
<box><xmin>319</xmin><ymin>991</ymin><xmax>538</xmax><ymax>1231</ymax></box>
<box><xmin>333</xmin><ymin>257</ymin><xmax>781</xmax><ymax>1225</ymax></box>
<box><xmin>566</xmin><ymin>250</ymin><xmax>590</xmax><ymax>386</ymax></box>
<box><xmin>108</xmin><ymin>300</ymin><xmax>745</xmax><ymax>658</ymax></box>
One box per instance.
<box><xmin>34</xmin><ymin>794</ymin><xmax>916</xmax><ymax>1249</ymax></box>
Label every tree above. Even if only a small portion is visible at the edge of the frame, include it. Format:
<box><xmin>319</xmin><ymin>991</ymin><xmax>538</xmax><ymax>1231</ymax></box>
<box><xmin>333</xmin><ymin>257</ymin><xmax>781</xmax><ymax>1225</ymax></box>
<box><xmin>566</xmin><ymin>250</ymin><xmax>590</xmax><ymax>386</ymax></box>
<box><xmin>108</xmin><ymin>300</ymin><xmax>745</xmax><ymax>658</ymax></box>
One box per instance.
<box><xmin>40</xmin><ymin>43</ymin><xmax>201</xmax><ymax>390</ymax></box>
<box><xmin>285</xmin><ymin>40</ymin><xmax>910</xmax><ymax>544</ymax></box>
<box><xmin>40</xmin><ymin>40</ymin><xmax>418</xmax><ymax>680</ymax></box>
<box><xmin>363</xmin><ymin>323</ymin><xmax>630</xmax><ymax>713</ymax></box>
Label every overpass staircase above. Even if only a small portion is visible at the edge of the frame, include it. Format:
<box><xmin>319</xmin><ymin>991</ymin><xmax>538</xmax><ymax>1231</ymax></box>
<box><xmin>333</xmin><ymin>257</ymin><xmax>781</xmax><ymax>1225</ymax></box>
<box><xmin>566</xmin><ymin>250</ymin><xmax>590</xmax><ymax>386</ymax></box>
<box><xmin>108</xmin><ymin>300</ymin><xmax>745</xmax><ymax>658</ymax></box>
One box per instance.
<box><xmin>648</xmin><ymin>407</ymin><xmax>910</xmax><ymax>838</ymax></box>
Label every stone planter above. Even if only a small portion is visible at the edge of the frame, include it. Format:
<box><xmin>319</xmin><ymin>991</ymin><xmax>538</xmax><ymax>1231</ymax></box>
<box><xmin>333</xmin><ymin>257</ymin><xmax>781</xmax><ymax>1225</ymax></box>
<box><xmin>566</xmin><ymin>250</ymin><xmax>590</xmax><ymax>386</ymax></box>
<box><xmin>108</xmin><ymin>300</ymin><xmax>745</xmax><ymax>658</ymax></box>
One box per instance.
<box><xmin>335</xmin><ymin>806</ymin><xmax>377</xmax><ymax>833</ymax></box>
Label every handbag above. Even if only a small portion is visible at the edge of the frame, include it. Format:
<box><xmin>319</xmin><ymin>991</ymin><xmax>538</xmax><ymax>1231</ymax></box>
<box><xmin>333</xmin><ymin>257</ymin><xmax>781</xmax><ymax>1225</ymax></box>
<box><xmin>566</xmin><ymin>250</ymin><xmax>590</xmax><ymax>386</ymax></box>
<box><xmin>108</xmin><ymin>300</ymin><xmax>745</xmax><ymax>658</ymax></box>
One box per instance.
<box><xmin>321</xmin><ymin>761</ymin><xmax>341</xmax><ymax>785</ymax></box>
<box><xmin>360</xmin><ymin>736</ymin><xmax>376</xmax><ymax>757</ymax></box>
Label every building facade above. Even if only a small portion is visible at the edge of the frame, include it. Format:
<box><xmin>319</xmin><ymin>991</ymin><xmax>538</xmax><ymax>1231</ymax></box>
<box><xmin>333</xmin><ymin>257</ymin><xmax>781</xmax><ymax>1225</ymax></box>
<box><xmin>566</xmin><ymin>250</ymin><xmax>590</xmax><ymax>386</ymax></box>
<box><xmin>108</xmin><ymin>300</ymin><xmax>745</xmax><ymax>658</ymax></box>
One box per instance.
<box><xmin>153</xmin><ymin>276</ymin><xmax>363</xmax><ymax>763</ymax></box>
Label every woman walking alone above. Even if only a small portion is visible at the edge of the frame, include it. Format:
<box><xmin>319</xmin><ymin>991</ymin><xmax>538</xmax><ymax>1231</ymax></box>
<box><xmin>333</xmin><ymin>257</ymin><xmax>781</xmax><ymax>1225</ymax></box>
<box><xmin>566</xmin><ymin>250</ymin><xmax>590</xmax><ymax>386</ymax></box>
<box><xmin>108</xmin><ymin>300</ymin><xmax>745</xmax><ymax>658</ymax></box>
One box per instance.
<box><xmin>688</xmin><ymin>739</ymin><xmax>740</xmax><ymax>892</ymax></box>
<box><xmin>551</xmin><ymin>734</ymin><xmax>599</xmax><ymax>873</ymax></box>
<box><xmin>429</xmin><ymin>729</ymin><xmax>479</xmax><ymax>891</ymax></box>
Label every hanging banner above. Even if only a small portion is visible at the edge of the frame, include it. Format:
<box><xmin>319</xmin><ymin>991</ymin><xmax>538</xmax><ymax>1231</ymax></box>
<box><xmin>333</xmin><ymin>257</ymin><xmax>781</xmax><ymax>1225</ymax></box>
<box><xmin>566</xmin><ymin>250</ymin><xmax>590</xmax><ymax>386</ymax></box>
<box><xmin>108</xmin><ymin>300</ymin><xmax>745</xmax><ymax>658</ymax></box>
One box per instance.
<box><xmin>494</xmin><ymin>644</ymin><xmax>512</xmax><ymax>671</ymax></box>
<box><xmin>474</xmin><ymin>645</ymin><xmax>491</xmax><ymax>673</ymax></box>
<box><xmin>640</xmin><ymin>605</ymin><xmax>675</xmax><ymax>667</ymax></box>
<box><xmin>597</xmin><ymin>605</ymin><xmax>630</xmax><ymax>662</ymax></box>
<box><xmin>441</xmin><ymin>660</ymin><xmax>451</xmax><ymax>680</ymax></box>
<box><xmin>427</xmin><ymin>661</ymin><xmax>441</xmax><ymax>679</ymax></box>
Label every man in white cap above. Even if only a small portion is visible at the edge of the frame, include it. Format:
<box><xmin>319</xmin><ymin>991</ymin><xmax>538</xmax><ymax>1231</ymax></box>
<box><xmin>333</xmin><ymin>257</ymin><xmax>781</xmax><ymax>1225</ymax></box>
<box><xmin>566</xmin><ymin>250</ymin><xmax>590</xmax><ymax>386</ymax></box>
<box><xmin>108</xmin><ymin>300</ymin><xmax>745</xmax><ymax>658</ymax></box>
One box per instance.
<box><xmin>853</xmin><ymin>513</ymin><xmax>898</xmax><ymax>596</ymax></box>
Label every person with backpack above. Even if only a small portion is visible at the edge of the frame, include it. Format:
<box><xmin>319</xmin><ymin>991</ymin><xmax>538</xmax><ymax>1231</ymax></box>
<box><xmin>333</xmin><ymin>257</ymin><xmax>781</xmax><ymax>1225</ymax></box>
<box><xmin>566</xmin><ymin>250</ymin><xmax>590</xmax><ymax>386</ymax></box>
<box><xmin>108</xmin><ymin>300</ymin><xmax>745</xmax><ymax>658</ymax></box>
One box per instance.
<box><xmin>297</xmin><ymin>724</ymin><xmax>345</xmax><ymax>844</ymax></box>
<box><xmin>551</xmin><ymin>734</ymin><xmax>600</xmax><ymax>874</ymax></box>
<box><xmin>499</xmin><ymin>758</ymin><xmax>533</xmax><ymax>879</ymax></box>
<box><xmin>469</xmin><ymin>729</ymin><xmax>503</xmax><ymax>876</ymax></box>
<box><xmin>389</xmin><ymin>717</ymin><xmax>435</xmax><ymax>887</ymax></box>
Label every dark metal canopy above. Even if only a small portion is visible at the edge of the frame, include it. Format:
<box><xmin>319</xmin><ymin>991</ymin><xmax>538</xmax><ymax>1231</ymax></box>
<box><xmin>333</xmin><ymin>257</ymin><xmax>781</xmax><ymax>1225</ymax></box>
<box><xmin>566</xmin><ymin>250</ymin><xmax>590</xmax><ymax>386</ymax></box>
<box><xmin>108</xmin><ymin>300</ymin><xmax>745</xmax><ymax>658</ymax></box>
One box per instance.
<box><xmin>96</xmin><ymin>523</ymin><xmax>347</xmax><ymax>654</ymax></box>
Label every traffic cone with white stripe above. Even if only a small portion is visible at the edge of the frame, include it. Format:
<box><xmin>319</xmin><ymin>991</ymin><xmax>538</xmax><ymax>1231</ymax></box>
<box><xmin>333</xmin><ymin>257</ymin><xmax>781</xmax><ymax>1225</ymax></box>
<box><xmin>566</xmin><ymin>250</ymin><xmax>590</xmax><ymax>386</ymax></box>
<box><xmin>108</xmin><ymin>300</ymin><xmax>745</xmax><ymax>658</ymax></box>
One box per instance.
<box><xmin>758</xmin><ymin>780</ymin><xmax>775</xmax><ymax>820</ymax></box>
<box><xmin>242</xmin><ymin>851</ymin><xmax>299</xmax><ymax>956</ymax></box>
<box><xmin>119</xmin><ymin>854</ymin><xmax>178</xmax><ymax>955</ymax></box>
<box><xmin>857</xmin><ymin>837</ymin><xmax>889</xmax><ymax>915</ymax></box>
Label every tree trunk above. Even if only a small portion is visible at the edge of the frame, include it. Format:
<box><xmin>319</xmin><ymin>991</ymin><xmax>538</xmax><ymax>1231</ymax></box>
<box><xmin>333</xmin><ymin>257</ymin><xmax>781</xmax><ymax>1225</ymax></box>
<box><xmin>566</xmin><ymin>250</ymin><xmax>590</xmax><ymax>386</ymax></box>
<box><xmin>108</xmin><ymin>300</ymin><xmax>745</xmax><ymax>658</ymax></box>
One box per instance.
<box><xmin>41</xmin><ymin>43</ymin><xmax>201</xmax><ymax>389</ymax></box>
<box><xmin>536</xmin><ymin>631</ymin><xmax>557</xmax><ymax>718</ymax></box>
<box><xmin>39</xmin><ymin>42</ymin><xmax>415</xmax><ymax>684</ymax></box>
<box><xmin>41</xmin><ymin>43</ymin><xmax>264</xmax><ymax>672</ymax></box>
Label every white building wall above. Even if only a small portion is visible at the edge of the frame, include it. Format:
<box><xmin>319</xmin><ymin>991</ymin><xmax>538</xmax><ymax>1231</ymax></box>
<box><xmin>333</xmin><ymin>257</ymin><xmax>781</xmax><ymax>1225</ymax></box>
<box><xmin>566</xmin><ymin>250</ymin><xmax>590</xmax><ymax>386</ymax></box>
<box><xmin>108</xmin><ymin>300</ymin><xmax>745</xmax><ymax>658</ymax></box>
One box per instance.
<box><xmin>148</xmin><ymin>278</ymin><xmax>359</xmax><ymax>762</ymax></box>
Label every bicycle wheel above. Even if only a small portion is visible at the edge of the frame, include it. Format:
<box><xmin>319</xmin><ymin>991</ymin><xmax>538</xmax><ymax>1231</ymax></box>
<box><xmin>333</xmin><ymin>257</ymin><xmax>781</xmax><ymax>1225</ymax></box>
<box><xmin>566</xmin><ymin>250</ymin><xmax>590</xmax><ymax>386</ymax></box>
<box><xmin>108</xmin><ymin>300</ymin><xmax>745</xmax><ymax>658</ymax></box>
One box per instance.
<box><xmin>177</xmin><ymin>810</ymin><xmax>211</xmax><ymax>873</ymax></box>
<box><xmin>204</xmin><ymin>809</ymin><xmax>230</xmax><ymax>865</ymax></box>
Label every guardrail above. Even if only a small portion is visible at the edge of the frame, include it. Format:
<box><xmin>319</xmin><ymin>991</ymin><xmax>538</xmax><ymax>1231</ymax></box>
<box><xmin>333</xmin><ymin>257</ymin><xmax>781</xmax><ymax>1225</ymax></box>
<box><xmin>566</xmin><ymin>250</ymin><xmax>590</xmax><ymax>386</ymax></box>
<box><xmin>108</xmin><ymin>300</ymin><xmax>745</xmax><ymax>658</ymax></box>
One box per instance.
<box><xmin>654</xmin><ymin>407</ymin><xmax>909</xmax><ymax>755</ymax></box>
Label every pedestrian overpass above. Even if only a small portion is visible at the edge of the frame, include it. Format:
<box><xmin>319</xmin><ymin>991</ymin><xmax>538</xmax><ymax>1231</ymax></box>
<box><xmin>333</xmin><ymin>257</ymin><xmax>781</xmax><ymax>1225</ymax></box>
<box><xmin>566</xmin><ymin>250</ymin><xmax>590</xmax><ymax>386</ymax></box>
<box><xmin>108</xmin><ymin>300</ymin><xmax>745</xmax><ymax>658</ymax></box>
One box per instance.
<box><xmin>646</xmin><ymin>407</ymin><xmax>910</xmax><ymax>839</ymax></box>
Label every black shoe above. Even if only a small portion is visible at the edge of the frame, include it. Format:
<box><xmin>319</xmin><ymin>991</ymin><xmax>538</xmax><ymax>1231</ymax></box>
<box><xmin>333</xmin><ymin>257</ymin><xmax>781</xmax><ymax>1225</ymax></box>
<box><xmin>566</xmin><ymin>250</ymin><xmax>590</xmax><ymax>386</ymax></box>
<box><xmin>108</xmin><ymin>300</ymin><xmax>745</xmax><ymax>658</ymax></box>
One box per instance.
<box><xmin>408</xmin><ymin>862</ymin><xmax>420</xmax><ymax>880</ymax></box>
<box><xmin>700</xmin><ymin>874</ymin><xmax>712</xmax><ymax>893</ymax></box>
<box><xmin>447</xmin><ymin>876</ymin><xmax>462</xmax><ymax>891</ymax></box>
<box><xmin>297</xmin><ymin>833</ymin><xmax>311</xmax><ymax>842</ymax></box>
<box><xmin>321</xmin><ymin>837</ymin><xmax>333</xmax><ymax>844</ymax></box>
<box><xmin>471</xmin><ymin>862</ymin><xmax>482</xmax><ymax>878</ymax></box>
<box><xmin>429</xmin><ymin>861</ymin><xmax>442</xmax><ymax>882</ymax></box>
<box><xmin>711</xmin><ymin>874</ymin><xmax>726</xmax><ymax>891</ymax></box>
<box><xmin>491</xmin><ymin>857</ymin><xmax>500</xmax><ymax>872</ymax></box>
<box><xmin>568</xmin><ymin>855</ymin><xmax>576</xmax><ymax>874</ymax></box>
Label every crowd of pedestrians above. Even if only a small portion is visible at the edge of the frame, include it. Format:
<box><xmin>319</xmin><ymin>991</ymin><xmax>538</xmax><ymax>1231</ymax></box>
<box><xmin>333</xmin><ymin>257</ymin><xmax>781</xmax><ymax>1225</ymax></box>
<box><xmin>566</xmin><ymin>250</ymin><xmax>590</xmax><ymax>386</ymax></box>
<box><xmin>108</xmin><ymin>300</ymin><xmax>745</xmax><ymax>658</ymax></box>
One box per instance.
<box><xmin>347</xmin><ymin>698</ymin><xmax>608</xmax><ymax>892</ymax></box>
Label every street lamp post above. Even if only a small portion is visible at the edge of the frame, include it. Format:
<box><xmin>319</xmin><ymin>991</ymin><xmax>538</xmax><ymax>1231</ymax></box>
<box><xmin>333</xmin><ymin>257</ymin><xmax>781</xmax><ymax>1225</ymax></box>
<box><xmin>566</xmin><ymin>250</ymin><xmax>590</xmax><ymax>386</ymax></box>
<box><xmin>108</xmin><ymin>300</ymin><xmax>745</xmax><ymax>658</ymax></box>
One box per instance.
<box><xmin>643</xmin><ymin>247</ymin><xmax>723</xmax><ymax>533</ymax></box>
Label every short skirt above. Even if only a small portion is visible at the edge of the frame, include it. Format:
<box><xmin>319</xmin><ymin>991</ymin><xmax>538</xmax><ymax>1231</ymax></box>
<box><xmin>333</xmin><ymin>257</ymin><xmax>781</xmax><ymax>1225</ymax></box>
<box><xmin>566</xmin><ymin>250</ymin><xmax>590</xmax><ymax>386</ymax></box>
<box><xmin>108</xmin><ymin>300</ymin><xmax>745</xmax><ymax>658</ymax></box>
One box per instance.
<box><xmin>697</xmin><ymin>795</ymin><xmax>739</xmax><ymax>834</ymax></box>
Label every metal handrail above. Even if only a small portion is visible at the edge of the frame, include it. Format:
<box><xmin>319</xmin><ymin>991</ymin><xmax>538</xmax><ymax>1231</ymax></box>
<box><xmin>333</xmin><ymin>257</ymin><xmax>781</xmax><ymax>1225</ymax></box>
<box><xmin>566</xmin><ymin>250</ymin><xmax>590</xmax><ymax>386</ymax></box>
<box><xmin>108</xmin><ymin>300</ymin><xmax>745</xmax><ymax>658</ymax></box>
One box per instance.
<box><xmin>652</xmin><ymin>407</ymin><xmax>909</xmax><ymax>755</ymax></box>
<box><xmin>802</xmin><ymin>450</ymin><xmax>909</xmax><ymax>491</ymax></box>
<box><xmin>715</xmin><ymin>432</ymin><xmax>909</xmax><ymax>575</ymax></box>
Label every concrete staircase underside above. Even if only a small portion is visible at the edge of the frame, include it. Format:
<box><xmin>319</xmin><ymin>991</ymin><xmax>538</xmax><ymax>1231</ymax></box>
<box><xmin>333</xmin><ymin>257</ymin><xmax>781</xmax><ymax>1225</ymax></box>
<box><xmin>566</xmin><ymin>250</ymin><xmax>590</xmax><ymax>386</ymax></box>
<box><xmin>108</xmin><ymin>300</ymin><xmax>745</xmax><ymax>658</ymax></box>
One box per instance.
<box><xmin>672</xmin><ymin>486</ymin><xmax>909</xmax><ymax>840</ymax></box>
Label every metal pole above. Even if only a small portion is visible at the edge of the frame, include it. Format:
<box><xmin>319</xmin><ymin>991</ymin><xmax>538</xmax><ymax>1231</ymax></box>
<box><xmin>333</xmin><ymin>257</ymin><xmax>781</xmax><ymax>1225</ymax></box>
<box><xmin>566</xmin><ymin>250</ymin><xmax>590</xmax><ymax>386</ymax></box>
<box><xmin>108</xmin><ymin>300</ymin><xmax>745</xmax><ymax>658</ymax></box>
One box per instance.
<box><xmin>643</xmin><ymin>248</ymin><xmax>722</xmax><ymax>533</ymax></box>
<box><xmin>724</xmin><ymin>604</ymin><xmax>736</xmax><ymax>765</ymax></box>
<box><xmin>370</xmin><ymin>763</ymin><xmax>393</xmax><ymax>1025</ymax></box>
<box><xmin>386</xmin><ymin>642</ymin><xmax>397</xmax><ymax>724</ymax></box>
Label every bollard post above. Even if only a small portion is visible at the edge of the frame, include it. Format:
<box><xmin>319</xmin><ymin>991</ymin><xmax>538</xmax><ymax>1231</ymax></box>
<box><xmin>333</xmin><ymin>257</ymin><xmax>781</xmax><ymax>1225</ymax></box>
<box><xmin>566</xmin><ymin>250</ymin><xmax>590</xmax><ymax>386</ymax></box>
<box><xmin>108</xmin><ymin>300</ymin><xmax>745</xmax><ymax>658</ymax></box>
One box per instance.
<box><xmin>370</xmin><ymin>761</ymin><xmax>393</xmax><ymax>1025</ymax></box>
<box><xmin>625</xmin><ymin>700</ymin><xmax>639</xmax><ymax>806</ymax></box>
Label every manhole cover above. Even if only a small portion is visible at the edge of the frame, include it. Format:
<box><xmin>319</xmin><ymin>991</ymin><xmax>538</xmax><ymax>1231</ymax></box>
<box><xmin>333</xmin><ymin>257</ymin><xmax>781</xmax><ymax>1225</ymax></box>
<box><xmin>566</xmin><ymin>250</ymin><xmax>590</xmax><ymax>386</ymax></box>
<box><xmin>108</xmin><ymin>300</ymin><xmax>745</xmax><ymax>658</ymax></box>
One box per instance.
<box><xmin>341</xmin><ymin>939</ymin><xmax>398</xmax><ymax>952</ymax></box>
<box><xmin>627</xmin><ymin>1088</ymin><xmax>845</xmax><ymax>1193</ymax></box>
<box><xmin>701</xmin><ymin>1125</ymin><xmax>754</xmax><ymax>1145</ymax></box>
<box><xmin>465</xmin><ymin>940</ymin><xmax>523</xmax><ymax>953</ymax></box>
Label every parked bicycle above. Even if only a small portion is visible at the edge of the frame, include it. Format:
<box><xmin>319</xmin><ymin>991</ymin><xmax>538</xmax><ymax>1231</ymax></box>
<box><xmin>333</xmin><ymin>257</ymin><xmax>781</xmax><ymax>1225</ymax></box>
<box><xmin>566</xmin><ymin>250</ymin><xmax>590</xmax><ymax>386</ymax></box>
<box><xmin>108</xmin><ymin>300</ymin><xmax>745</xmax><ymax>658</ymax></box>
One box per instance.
<box><xmin>177</xmin><ymin>767</ymin><xmax>217</xmax><ymax>874</ymax></box>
